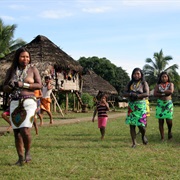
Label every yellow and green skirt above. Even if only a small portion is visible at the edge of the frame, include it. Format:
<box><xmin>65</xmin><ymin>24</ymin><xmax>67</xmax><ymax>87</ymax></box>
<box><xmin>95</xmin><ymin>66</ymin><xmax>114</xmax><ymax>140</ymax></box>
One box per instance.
<box><xmin>146</xmin><ymin>99</ymin><xmax>150</xmax><ymax>117</ymax></box>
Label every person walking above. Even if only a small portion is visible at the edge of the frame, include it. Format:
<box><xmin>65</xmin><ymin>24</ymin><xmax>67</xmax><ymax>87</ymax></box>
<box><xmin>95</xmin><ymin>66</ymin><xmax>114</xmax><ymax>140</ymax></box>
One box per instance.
<box><xmin>1</xmin><ymin>106</ymin><xmax>11</xmax><ymax>131</ymax></box>
<box><xmin>92</xmin><ymin>93</ymin><xmax>110</xmax><ymax>140</ymax></box>
<box><xmin>40</xmin><ymin>76</ymin><xmax>53</xmax><ymax>124</ymax></box>
<box><xmin>34</xmin><ymin>89</ymin><xmax>43</xmax><ymax>126</ymax></box>
<box><xmin>123</xmin><ymin>67</ymin><xmax>149</xmax><ymax>148</ymax></box>
<box><xmin>3</xmin><ymin>47</ymin><xmax>42</xmax><ymax>165</ymax></box>
<box><xmin>154</xmin><ymin>71</ymin><xmax>174</xmax><ymax>141</ymax></box>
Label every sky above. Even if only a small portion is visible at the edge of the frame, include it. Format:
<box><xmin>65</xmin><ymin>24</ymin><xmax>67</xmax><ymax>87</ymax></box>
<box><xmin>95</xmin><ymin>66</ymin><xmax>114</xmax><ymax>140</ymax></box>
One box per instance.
<box><xmin>0</xmin><ymin>0</ymin><xmax>180</xmax><ymax>76</ymax></box>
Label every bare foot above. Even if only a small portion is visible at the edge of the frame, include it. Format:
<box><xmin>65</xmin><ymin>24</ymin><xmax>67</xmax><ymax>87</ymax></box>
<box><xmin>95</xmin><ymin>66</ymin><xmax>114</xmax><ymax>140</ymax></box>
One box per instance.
<box><xmin>25</xmin><ymin>159</ymin><xmax>31</xmax><ymax>163</ymax></box>
<box><xmin>131</xmin><ymin>144</ymin><xmax>136</xmax><ymax>148</ymax></box>
<box><xmin>168</xmin><ymin>132</ymin><xmax>173</xmax><ymax>140</ymax></box>
<box><xmin>142</xmin><ymin>136</ymin><xmax>148</xmax><ymax>145</ymax></box>
<box><xmin>40</xmin><ymin>122</ymin><xmax>43</xmax><ymax>126</ymax></box>
<box><xmin>161</xmin><ymin>138</ymin><xmax>165</xmax><ymax>142</ymax></box>
<box><xmin>15</xmin><ymin>160</ymin><xmax>24</xmax><ymax>166</ymax></box>
<box><xmin>6</xmin><ymin>126</ymin><xmax>12</xmax><ymax>132</ymax></box>
<box><xmin>25</xmin><ymin>156</ymin><xmax>31</xmax><ymax>164</ymax></box>
<box><xmin>101</xmin><ymin>136</ymin><xmax>104</xmax><ymax>140</ymax></box>
<box><xmin>50</xmin><ymin>120</ymin><xmax>53</xmax><ymax>124</ymax></box>
<box><xmin>15</xmin><ymin>157</ymin><xmax>24</xmax><ymax>166</ymax></box>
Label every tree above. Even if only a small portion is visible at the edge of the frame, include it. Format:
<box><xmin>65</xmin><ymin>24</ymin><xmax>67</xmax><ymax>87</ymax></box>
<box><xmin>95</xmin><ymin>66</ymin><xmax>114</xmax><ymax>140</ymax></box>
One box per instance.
<box><xmin>0</xmin><ymin>18</ymin><xmax>26</xmax><ymax>58</ymax></box>
<box><xmin>78</xmin><ymin>56</ymin><xmax>130</xmax><ymax>95</ymax></box>
<box><xmin>143</xmin><ymin>49</ymin><xmax>179</xmax><ymax>90</ymax></box>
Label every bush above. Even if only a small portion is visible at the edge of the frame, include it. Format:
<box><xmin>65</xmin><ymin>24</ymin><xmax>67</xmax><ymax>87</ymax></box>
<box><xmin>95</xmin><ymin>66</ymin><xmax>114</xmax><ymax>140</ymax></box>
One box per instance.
<box><xmin>81</xmin><ymin>93</ymin><xmax>94</xmax><ymax>109</ymax></box>
<box><xmin>173</xmin><ymin>101</ymin><xmax>180</xmax><ymax>106</ymax></box>
<box><xmin>57</xmin><ymin>92</ymin><xmax>95</xmax><ymax>110</ymax></box>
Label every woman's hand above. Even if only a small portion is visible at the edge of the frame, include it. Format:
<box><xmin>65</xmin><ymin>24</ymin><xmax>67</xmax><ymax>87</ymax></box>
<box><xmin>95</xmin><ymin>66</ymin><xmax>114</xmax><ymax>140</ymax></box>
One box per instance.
<box><xmin>14</xmin><ymin>81</ymin><xmax>24</xmax><ymax>88</ymax></box>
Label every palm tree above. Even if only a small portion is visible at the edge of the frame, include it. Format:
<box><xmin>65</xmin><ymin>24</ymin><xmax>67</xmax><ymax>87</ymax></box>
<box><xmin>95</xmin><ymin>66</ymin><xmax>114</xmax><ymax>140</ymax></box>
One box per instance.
<box><xmin>143</xmin><ymin>49</ymin><xmax>179</xmax><ymax>90</ymax></box>
<box><xmin>0</xmin><ymin>18</ymin><xmax>26</xmax><ymax>58</ymax></box>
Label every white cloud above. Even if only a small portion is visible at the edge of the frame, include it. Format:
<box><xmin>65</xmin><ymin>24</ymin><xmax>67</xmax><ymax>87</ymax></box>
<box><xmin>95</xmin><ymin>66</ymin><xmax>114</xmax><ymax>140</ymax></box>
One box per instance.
<box><xmin>39</xmin><ymin>10</ymin><xmax>73</xmax><ymax>19</ymax></box>
<box><xmin>82</xmin><ymin>6</ymin><xmax>111</xmax><ymax>13</ymax></box>
<box><xmin>122</xmin><ymin>0</ymin><xmax>180</xmax><ymax>8</ymax></box>
<box><xmin>1</xmin><ymin>15</ymin><xmax>14</xmax><ymax>21</ymax></box>
<box><xmin>9</xmin><ymin>4</ymin><xmax>27</xmax><ymax>10</ymax></box>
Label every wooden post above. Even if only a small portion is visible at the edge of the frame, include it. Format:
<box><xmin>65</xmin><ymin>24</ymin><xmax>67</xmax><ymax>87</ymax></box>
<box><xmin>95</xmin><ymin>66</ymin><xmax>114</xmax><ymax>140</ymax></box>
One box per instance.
<box><xmin>51</xmin><ymin>92</ymin><xmax>64</xmax><ymax>117</ymax></box>
<box><xmin>52</xmin><ymin>94</ymin><xmax>57</xmax><ymax>112</ymax></box>
<box><xmin>65</xmin><ymin>92</ymin><xmax>68</xmax><ymax>112</ymax></box>
<box><xmin>73</xmin><ymin>93</ymin><xmax>76</xmax><ymax>111</ymax></box>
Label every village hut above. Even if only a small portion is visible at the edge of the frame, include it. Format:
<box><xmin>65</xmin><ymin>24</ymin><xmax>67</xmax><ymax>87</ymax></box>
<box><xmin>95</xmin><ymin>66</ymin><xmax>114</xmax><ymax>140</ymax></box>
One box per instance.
<box><xmin>0</xmin><ymin>35</ymin><xmax>83</xmax><ymax>112</ymax></box>
<box><xmin>82</xmin><ymin>70</ymin><xmax>118</xmax><ymax>108</ymax></box>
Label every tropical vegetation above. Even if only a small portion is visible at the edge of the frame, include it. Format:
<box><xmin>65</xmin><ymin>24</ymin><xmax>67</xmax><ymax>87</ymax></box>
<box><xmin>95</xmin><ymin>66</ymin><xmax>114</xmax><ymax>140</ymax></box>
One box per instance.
<box><xmin>143</xmin><ymin>49</ymin><xmax>179</xmax><ymax>91</ymax></box>
<box><xmin>0</xmin><ymin>18</ymin><xmax>179</xmax><ymax>97</ymax></box>
<box><xmin>78</xmin><ymin>56</ymin><xmax>130</xmax><ymax>96</ymax></box>
<box><xmin>0</xmin><ymin>18</ymin><xmax>26</xmax><ymax>58</ymax></box>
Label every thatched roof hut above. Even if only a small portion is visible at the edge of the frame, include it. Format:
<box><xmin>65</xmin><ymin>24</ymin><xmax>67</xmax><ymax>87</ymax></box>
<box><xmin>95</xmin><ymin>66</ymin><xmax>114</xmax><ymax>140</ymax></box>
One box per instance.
<box><xmin>0</xmin><ymin>35</ymin><xmax>83</xmax><ymax>90</ymax></box>
<box><xmin>82</xmin><ymin>70</ymin><xmax>118</xmax><ymax>96</ymax></box>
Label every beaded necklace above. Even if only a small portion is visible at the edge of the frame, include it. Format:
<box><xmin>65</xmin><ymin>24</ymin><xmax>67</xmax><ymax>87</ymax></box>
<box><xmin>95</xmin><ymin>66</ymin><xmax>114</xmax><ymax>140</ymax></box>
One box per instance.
<box><xmin>130</xmin><ymin>80</ymin><xmax>141</xmax><ymax>92</ymax></box>
<box><xmin>159</xmin><ymin>82</ymin><xmax>170</xmax><ymax>91</ymax></box>
<box><xmin>15</xmin><ymin>64</ymin><xmax>30</xmax><ymax>82</ymax></box>
<box><xmin>10</xmin><ymin>64</ymin><xmax>30</xmax><ymax>99</ymax></box>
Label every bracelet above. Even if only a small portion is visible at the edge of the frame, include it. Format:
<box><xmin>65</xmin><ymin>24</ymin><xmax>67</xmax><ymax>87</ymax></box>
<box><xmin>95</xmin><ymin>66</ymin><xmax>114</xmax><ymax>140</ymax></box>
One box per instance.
<box><xmin>23</xmin><ymin>83</ymin><xmax>30</xmax><ymax>89</ymax></box>
<box><xmin>161</xmin><ymin>93</ymin><xmax>165</xmax><ymax>96</ymax></box>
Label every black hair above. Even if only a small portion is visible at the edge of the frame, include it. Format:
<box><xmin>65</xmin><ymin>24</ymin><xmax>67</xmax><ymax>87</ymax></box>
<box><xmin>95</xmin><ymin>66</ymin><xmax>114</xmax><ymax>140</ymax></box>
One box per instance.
<box><xmin>45</xmin><ymin>76</ymin><xmax>51</xmax><ymax>80</ymax></box>
<box><xmin>99</xmin><ymin>93</ymin><xmax>107</xmax><ymax>99</ymax></box>
<box><xmin>127</xmin><ymin>67</ymin><xmax>145</xmax><ymax>91</ymax></box>
<box><xmin>4</xmin><ymin>47</ymin><xmax>31</xmax><ymax>84</ymax></box>
<box><xmin>157</xmin><ymin>71</ymin><xmax>170</xmax><ymax>84</ymax></box>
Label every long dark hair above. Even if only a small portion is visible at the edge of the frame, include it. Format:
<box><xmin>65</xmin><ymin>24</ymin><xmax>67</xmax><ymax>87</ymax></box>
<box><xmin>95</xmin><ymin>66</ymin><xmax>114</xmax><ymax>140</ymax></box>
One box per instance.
<box><xmin>157</xmin><ymin>71</ymin><xmax>171</xmax><ymax>84</ymax></box>
<box><xmin>127</xmin><ymin>67</ymin><xmax>145</xmax><ymax>91</ymax></box>
<box><xmin>4</xmin><ymin>47</ymin><xmax>31</xmax><ymax>84</ymax></box>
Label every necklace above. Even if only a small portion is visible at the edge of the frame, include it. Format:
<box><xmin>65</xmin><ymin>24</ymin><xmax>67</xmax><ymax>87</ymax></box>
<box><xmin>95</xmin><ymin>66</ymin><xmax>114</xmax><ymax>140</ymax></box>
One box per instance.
<box><xmin>159</xmin><ymin>82</ymin><xmax>170</xmax><ymax>91</ymax></box>
<box><xmin>10</xmin><ymin>64</ymin><xmax>30</xmax><ymax>99</ymax></box>
<box><xmin>130</xmin><ymin>81</ymin><xmax>141</xmax><ymax>91</ymax></box>
<box><xmin>15</xmin><ymin>65</ymin><xmax>30</xmax><ymax>82</ymax></box>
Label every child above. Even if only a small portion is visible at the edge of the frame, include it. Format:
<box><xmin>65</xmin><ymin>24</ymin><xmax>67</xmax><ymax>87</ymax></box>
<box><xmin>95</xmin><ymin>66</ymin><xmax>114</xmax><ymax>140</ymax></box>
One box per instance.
<box><xmin>92</xmin><ymin>93</ymin><xmax>110</xmax><ymax>140</ymax></box>
<box><xmin>1</xmin><ymin>107</ymin><xmax>11</xmax><ymax>131</ymax></box>
<box><xmin>34</xmin><ymin>89</ymin><xmax>43</xmax><ymax>126</ymax></box>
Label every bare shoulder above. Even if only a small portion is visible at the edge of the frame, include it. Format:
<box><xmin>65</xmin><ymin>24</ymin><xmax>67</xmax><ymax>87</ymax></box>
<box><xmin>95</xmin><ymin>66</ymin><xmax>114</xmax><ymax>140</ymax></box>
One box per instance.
<box><xmin>154</xmin><ymin>83</ymin><xmax>158</xmax><ymax>88</ymax></box>
<box><xmin>170</xmin><ymin>82</ymin><xmax>174</xmax><ymax>88</ymax></box>
<box><xmin>29</xmin><ymin>65</ymin><xmax>39</xmax><ymax>73</ymax></box>
<box><xmin>143</xmin><ymin>81</ymin><xmax>149</xmax><ymax>89</ymax></box>
<box><xmin>144</xmin><ymin>81</ymin><xmax>149</xmax><ymax>86</ymax></box>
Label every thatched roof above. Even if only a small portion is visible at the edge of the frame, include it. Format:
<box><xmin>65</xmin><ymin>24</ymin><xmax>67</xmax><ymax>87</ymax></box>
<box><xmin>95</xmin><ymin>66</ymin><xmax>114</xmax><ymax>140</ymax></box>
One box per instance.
<box><xmin>82</xmin><ymin>70</ymin><xmax>118</xmax><ymax>96</ymax></box>
<box><xmin>0</xmin><ymin>35</ymin><xmax>83</xmax><ymax>87</ymax></box>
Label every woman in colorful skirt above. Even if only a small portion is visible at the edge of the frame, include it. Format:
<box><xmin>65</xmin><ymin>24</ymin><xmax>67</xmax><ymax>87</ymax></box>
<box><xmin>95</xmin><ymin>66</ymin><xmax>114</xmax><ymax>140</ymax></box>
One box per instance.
<box><xmin>154</xmin><ymin>71</ymin><xmax>174</xmax><ymax>141</ymax></box>
<box><xmin>3</xmin><ymin>47</ymin><xmax>42</xmax><ymax>165</ymax></box>
<box><xmin>123</xmin><ymin>67</ymin><xmax>149</xmax><ymax>148</ymax></box>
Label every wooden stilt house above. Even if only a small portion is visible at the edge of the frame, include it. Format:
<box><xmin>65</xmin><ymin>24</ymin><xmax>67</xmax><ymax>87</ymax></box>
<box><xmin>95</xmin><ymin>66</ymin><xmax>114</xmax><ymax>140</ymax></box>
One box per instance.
<box><xmin>0</xmin><ymin>35</ymin><xmax>84</xmax><ymax>113</ymax></box>
<box><xmin>82</xmin><ymin>70</ymin><xmax>118</xmax><ymax>109</ymax></box>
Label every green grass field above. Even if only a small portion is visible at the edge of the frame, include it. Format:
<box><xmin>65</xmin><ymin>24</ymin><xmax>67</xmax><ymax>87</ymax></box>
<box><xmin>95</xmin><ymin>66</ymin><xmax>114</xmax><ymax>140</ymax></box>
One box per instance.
<box><xmin>0</xmin><ymin>106</ymin><xmax>180</xmax><ymax>180</ymax></box>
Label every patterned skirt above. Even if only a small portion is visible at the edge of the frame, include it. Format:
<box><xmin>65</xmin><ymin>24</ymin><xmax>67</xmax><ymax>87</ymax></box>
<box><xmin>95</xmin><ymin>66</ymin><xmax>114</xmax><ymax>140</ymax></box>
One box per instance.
<box><xmin>146</xmin><ymin>99</ymin><xmax>150</xmax><ymax>117</ymax></box>
<box><xmin>125</xmin><ymin>100</ymin><xmax>147</xmax><ymax>127</ymax></box>
<box><xmin>156</xmin><ymin>99</ymin><xmax>173</xmax><ymax>119</ymax></box>
<box><xmin>10</xmin><ymin>97</ymin><xmax>37</xmax><ymax>129</ymax></box>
